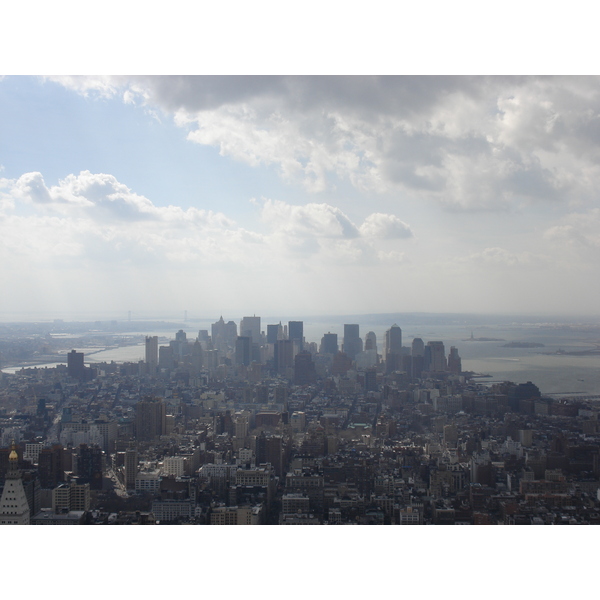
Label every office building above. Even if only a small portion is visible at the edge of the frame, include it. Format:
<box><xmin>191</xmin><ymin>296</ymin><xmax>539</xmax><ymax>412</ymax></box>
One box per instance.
<box><xmin>240</xmin><ymin>316</ymin><xmax>261</xmax><ymax>345</ymax></box>
<box><xmin>320</xmin><ymin>332</ymin><xmax>338</xmax><ymax>355</ymax></box>
<box><xmin>425</xmin><ymin>341</ymin><xmax>447</xmax><ymax>372</ymax></box>
<box><xmin>448</xmin><ymin>346</ymin><xmax>462</xmax><ymax>374</ymax></box>
<box><xmin>145</xmin><ymin>336</ymin><xmax>159</xmax><ymax>373</ymax></box>
<box><xmin>365</xmin><ymin>331</ymin><xmax>377</xmax><ymax>353</ymax></box>
<box><xmin>385</xmin><ymin>324</ymin><xmax>402</xmax><ymax>373</ymax></box>
<box><xmin>0</xmin><ymin>442</ymin><xmax>30</xmax><ymax>525</ymax></box>
<box><xmin>236</xmin><ymin>336</ymin><xmax>251</xmax><ymax>366</ymax></box>
<box><xmin>124</xmin><ymin>448</ymin><xmax>138</xmax><ymax>490</ymax></box>
<box><xmin>67</xmin><ymin>350</ymin><xmax>85</xmax><ymax>381</ymax></box>
<box><xmin>275</xmin><ymin>339</ymin><xmax>294</xmax><ymax>374</ymax></box>
<box><xmin>135</xmin><ymin>397</ymin><xmax>167</xmax><ymax>442</ymax></box>
<box><xmin>294</xmin><ymin>351</ymin><xmax>317</xmax><ymax>385</ymax></box>
<box><xmin>289</xmin><ymin>321</ymin><xmax>304</xmax><ymax>350</ymax></box>
<box><xmin>343</xmin><ymin>324</ymin><xmax>362</xmax><ymax>360</ymax></box>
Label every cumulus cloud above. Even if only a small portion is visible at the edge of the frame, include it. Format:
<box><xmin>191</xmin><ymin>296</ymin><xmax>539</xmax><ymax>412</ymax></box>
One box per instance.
<box><xmin>544</xmin><ymin>209</ymin><xmax>600</xmax><ymax>249</ymax></box>
<box><xmin>1</xmin><ymin>171</ymin><xmax>412</xmax><ymax>271</ymax></box>
<box><xmin>49</xmin><ymin>75</ymin><xmax>600</xmax><ymax>210</ymax></box>
<box><xmin>359</xmin><ymin>213</ymin><xmax>412</xmax><ymax>239</ymax></box>
<box><xmin>259</xmin><ymin>199</ymin><xmax>359</xmax><ymax>238</ymax></box>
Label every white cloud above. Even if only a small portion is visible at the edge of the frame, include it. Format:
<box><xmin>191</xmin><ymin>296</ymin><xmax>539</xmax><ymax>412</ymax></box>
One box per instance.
<box><xmin>359</xmin><ymin>213</ymin><xmax>413</xmax><ymax>239</ymax></box>
<box><xmin>259</xmin><ymin>199</ymin><xmax>359</xmax><ymax>239</ymax></box>
<box><xmin>50</xmin><ymin>75</ymin><xmax>600</xmax><ymax>211</ymax></box>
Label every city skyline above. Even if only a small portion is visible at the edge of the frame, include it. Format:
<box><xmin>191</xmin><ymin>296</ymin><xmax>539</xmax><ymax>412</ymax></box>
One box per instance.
<box><xmin>3</xmin><ymin>76</ymin><xmax>600</xmax><ymax>319</ymax></box>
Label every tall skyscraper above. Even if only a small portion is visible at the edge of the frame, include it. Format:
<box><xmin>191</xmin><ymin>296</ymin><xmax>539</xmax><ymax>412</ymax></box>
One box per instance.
<box><xmin>145</xmin><ymin>336</ymin><xmax>158</xmax><ymax>372</ymax></box>
<box><xmin>275</xmin><ymin>339</ymin><xmax>294</xmax><ymax>373</ymax></box>
<box><xmin>320</xmin><ymin>332</ymin><xmax>338</xmax><ymax>355</ymax></box>
<box><xmin>385</xmin><ymin>324</ymin><xmax>402</xmax><ymax>373</ymax></box>
<box><xmin>240</xmin><ymin>316</ymin><xmax>261</xmax><ymax>345</ymax></box>
<box><xmin>211</xmin><ymin>316</ymin><xmax>237</xmax><ymax>352</ymax></box>
<box><xmin>385</xmin><ymin>325</ymin><xmax>402</xmax><ymax>355</ymax></box>
<box><xmin>448</xmin><ymin>346</ymin><xmax>462</xmax><ymax>373</ymax></box>
<box><xmin>124</xmin><ymin>447</ymin><xmax>138</xmax><ymax>490</ymax></box>
<box><xmin>288</xmin><ymin>321</ymin><xmax>304</xmax><ymax>350</ymax></box>
<box><xmin>343</xmin><ymin>324</ymin><xmax>363</xmax><ymax>360</ymax></box>
<box><xmin>412</xmin><ymin>338</ymin><xmax>425</xmax><ymax>357</ymax></box>
<box><xmin>365</xmin><ymin>331</ymin><xmax>378</xmax><ymax>353</ymax></box>
<box><xmin>266</xmin><ymin>324</ymin><xmax>281</xmax><ymax>344</ymax></box>
<box><xmin>235</xmin><ymin>336</ymin><xmax>251</xmax><ymax>366</ymax></box>
<box><xmin>294</xmin><ymin>351</ymin><xmax>317</xmax><ymax>385</ymax></box>
<box><xmin>425</xmin><ymin>341</ymin><xmax>447</xmax><ymax>372</ymax></box>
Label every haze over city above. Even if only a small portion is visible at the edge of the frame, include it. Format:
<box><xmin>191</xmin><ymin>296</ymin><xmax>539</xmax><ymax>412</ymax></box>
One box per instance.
<box><xmin>2</xmin><ymin>75</ymin><xmax>600</xmax><ymax>319</ymax></box>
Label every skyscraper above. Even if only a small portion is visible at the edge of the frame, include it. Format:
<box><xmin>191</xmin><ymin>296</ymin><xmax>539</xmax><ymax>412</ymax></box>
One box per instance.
<box><xmin>365</xmin><ymin>331</ymin><xmax>378</xmax><ymax>353</ymax></box>
<box><xmin>448</xmin><ymin>346</ymin><xmax>462</xmax><ymax>373</ymax></box>
<box><xmin>320</xmin><ymin>333</ymin><xmax>338</xmax><ymax>355</ymax></box>
<box><xmin>0</xmin><ymin>443</ymin><xmax>30</xmax><ymax>525</ymax></box>
<box><xmin>145</xmin><ymin>336</ymin><xmax>158</xmax><ymax>373</ymax></box>
<box><xmin>240</xmin><ymin>316</ymin><xmax>261</xmax><ymax>345</ymax></box>
<box><xmin>266</xmin><ymin>324</ymin><xmax>281</xmax><ymax>344</ymax></box>
<box><xmin>294</xmin><ymin>351</ymin><xmax>317</xmax><ymax>385</ymax></box>
<box><xmin>425</xmin><ymin>341</ymin><xmax>447</xmax><ymax>372</ymax></box>
<box><xmin>384</xmin><ymin>324</ymin><xmax>402</xmax><ymax>373</ymax></box>
<box><xmin>343</xmin><ymin>324</ymin><xmax>362</xmax><ymax>360</ymax></box>
<box><xmin>288</xmin><ymin>321</ymin><xmax>304</xmax><ymax>350</ymax></box>
<box><xmin>235</xmin><ymin>336</ymin><xmax>251</xmax><ymax>366</ymax></box>
<box><xmin>275</xmin><ymin>339</ymin><xmax>294</xmax><ymax>374</ymax></box>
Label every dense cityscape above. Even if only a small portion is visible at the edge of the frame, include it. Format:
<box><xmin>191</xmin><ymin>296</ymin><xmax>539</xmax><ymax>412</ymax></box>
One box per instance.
<box><xmin>2</xmin><ymin>315</ymin><xmax>599</xmax><ymax>525</ymax></box>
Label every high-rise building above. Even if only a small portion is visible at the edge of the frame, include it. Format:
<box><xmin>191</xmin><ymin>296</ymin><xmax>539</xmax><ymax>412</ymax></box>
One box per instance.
<box><xmin>385</xmin><ymin>325</ymin><xmax>402</xmax><ymax>355</ymax></box>
<box><xmin>425</xmin><ymin>341</ymin><xmax>447</xmax><ymax>372</ymax></box>
<box><xmin>365</xmin><ymin>331</ymin><xmax>378</xmax><ymax>353</ymax></box>
<box><xmin>159</xmin><ymin>345</ymin><xmax>175</xmax><ymax>370</ymax></box>
<box><xmin>75</xmin><ymin>444</ymin><xmax>103</xmax><ymax>491</ymax></box>
<box><xmin>294</xmin><ymin>351</ymin><xmax>317</xmax><ymax>385</ymax></box>
<box><xmin>240</xmin><ymin>316</ymin><xmax>261</xmax><ymax>345</ymax></box>
<box><xmin>67</xmin><ymin>350</ymin><xmax>85</xmax><ymax>381</ymax></box>
<box><xmin>385</xmin><ymin>324</ymin><xmax>402</xmax><ymax>373</ymax></box>
<box><xmin>145</xmin><ymin>336</ymin><xmax>158</xmax><ymax>373</ymax></box>
<box><xmin>0</xmin><ymin>443</ymin><xmax>30</xmax><ymax>525</ymax></box>
<box><xmin>236</xmin><ymin>336</ymin><xmax>251</xmax><ymax>366</ymax></box>
<box><xmin>275</xmin><ymin>339</ymin><xmax>294</xmax><ymax>374</ymax></box>
<box><xmin>288</xmin><ymin>321</ymin><xmax>304</xmax><ymax>350</ymax></box>
<box><xmin>266</xmin><ymin>324</ymin><xmax>281</xmax><ymax>344</ymax></box>
<box><xmin>448</xmin><ymin>346</ymin><xmax>462</xmax><ymax>374</ymax></box>
<box><xmin>343</xmin><ymin>324</ymin><xmax>362</xmax><ymax>360</ymax></box>
<box><xmin>412</xmin><ymin>338</ymin><xmax>425</xmax><ymax>357</ymax></box>
<box><xmin>320</xmin><ymin>333</ymin><xmax>338</xmax><ymax>355</ymax></box>
<box><xmin>124</xmin><ymin>448</ymin><xmax>138</xmax><ymax>490</ymax></box>
<box><xmin>135</xmin><ymin>397</ymin><xmax>167</xmax><ymax>442</ymax></box>
<box><xmin>211</xmin><ymin>316</ymin><xmax>238</xmax><ymax>352</ymax></box>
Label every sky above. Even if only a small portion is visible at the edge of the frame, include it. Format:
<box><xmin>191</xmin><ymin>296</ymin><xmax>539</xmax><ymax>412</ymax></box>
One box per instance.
<box><xmin>2</xmin><ymin>74</ymin><xmax>600</xmax><ymax>320</ymax></box>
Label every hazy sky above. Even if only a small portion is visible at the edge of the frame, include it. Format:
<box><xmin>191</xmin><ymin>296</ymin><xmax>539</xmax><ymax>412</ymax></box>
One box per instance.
<box><xmin>2</xmin><ymin>75</ymin><xmax>600</xmax><ymax>319</ymax></box>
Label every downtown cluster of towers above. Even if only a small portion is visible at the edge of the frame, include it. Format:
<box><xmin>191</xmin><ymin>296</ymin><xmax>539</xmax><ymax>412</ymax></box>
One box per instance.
<box><xmin>143</xmin><ymin>317</ymin><xmax>463</xmax><ymax>381</ymax></box>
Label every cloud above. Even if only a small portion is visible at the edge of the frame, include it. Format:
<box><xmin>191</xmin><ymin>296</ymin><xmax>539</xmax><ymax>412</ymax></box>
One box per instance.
<box><xmin>465</xmin><ymin>247</ymin><xmax>550</xmax><ymax>268</ymax></box>
<box><xmin>259</xmin><ymin>199</ymin><xmax>359</xmax><ymax>238</ymax></box>
<box><xmin>359</xmin><ymin>213</ymin><xmax>413</xmax><ymax>239</ymax></box>
<box><xmin>1</xmin><ymin>171</ymin><xmax>413</xmax><ymax>272</ymax></box>
<box><xmin>544</xmin><ymin>209</ymin><xmax>600</xmax><ymax>249</ymax></box>
<box><xmin>50</xmin><ymin>75</ymin><xmax>600</xmax><ymax>210</ymax></box>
